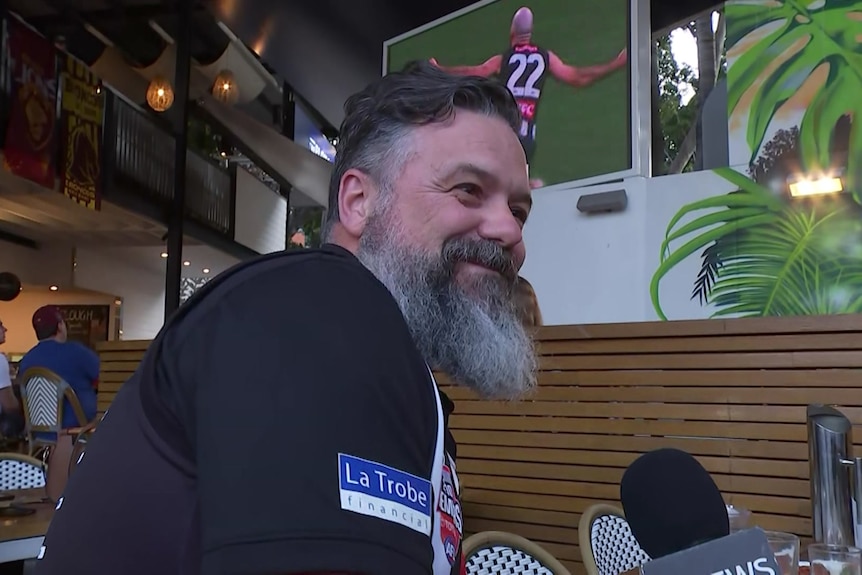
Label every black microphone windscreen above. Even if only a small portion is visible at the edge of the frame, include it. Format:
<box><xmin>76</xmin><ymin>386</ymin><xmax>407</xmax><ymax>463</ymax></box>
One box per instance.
<box><xmin>620</xmin><ymin>448</ymin><xmax>730</xmax><ymax>559</ymax></box>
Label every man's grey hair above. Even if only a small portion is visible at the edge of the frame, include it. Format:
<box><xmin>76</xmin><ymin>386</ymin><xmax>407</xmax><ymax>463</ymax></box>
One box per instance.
<box><xmin>321</xmin><ymin>60</ymin><xmax>522</xmax><ymax>240</ymax></box>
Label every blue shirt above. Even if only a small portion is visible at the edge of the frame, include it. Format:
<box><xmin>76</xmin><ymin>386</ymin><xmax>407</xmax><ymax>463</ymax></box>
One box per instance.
<box><xmin>19</xmin><ymin>340</ymin><xmax>99</xmax><ymax>429</ymax></box>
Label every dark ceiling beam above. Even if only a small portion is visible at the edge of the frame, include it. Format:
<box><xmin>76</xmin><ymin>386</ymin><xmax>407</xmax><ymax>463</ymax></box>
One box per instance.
<box><xmin>277</xmin><ymin>1</ymin><xmax>381</xmax><ymax>136</ymax></box>
<box><xmin>34</xmin><ymin>0</ymin><xmax>152</xmax><ymax>68</ymax></box>
<box><xmin>24</xmin><ymin>4</ymin><xmax>207</xmax><ymax>30</ymax></box>
<box><xmin>27</xmin><ymin>1</ymin><xmax>216</xmax><ymax>67</ymax></box>
<box><xmin>103</xmin><ymin>0</ymin><xmax>128</xmax><ymax>23</ymax></box>
<box><xmin>62</xmin><ymin>24</ymin><xmax>110</xmax><ymax>66</ymax></box>
<box><xmin>0</xmin><ymin>227</ymin><xmax>39</xmax><ymax>250</ymax></box>
<box><xmin>91</xmin><ymin>22</ymin><xmax>165</xmax><ymax>68</ymax></box>
<box><xmin>151</xmin><ymin>10</ymin><xmax>228</xmax><ymax>65</ymax></box>
<box><xmin>302</xmin><ymin>0</ymin><xmax>396</xmax><ymax>67</ymax></box>
<box><xmin>35</xmin><ymin>0</ymin><xmax>91</xmax><ymax>38</ymax></box>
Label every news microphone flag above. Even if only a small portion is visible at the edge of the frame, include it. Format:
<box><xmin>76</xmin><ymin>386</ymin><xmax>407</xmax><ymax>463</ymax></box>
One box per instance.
<box><xmin>641</xmin><ymin>528</ymin><xmax>781</xmax><ymax>575</ymax></box>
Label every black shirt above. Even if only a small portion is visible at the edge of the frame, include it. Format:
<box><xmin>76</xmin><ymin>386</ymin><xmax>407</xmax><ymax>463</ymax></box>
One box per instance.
<box><xmin>34</xmin><ymin>244</ymin><xmax>464</xmax><ymax>575</ymax></box>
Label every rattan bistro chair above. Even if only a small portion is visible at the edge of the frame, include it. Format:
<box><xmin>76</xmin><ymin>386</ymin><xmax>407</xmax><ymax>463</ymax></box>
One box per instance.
<box><xmin>463</xmin><ymin>530</ymin><xmax>571</xmax><ymax>574</ymax></box>
<box><xmin>579</xmin><ymin>504</ymin><xmax>650</xmax><ymax>575</ymax></box>
<box><xmin>0</xmin><ymin>452</ymin><xmax>45</xmax><ymax>490</ymax></box>
<box><xmin>19</xmin><ymin>367</ymin><xmax>96</xmax><ymax>456</ymax></box>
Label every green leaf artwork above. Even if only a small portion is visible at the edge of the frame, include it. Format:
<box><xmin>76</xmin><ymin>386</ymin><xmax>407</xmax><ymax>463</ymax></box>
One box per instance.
<box><xmin>727</xmin><ymin>0</ymin><xmax>862</xmax><ymax>197</ymax></box>
<box><xmin>651</xmin><ymin>167</ymin><xmax>862</xmax><ymax>319</ymax></box>
<box><xmin>651</xmin><ymin>0</ymin><xmax>862</xmax><ymax>320</ymax></box>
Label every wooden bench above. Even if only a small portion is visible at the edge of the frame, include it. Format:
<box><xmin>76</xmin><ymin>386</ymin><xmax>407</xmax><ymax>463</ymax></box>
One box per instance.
<box><xmin>97</xmin><ymin>314</ymin><xmax>862</xmax><ymax>574</ymax></box>
<box><xmin>439</xmin><ymin>314</ymin><xmax>862</xmax><ymax>573</ymax></box>
<box><xmin>96</xmin><ymin>339</ymin><xmax>149</xmax><ymax>414</ymax></box>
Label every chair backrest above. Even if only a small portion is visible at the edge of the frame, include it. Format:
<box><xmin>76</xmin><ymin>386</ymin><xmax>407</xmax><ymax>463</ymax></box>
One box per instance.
<box><xmin>463</xmin><ymin>530</ymin><xmax>572</xmax><ymax>574</ymax></box>
<box><xmin>0</xmin><ymin>452</ymin><xmax>46</xmax><ymax>490</ymax></box>
<box><xmin>579</xmin><ymin>504</ymin><xmax>650</xmax><ymax>575</ymax></box>
<box><xmin>20</xmin><ymin>367</ymin><xmax>88</xmax><ymax>434</ymax></box>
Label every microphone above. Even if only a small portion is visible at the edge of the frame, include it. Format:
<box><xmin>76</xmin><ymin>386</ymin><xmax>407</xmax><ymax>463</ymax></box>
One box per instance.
<box><xmin>620</xmin><ymin>448</ymin><xmax>730</xmax><ymax>559</ymax></box>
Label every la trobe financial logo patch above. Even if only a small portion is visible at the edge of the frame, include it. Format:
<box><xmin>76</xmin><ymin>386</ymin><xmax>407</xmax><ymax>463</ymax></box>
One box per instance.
<box><xmin>338</xmin><ymin>453</ymin><xmax>433</xmax><ymax>536</ymax></box>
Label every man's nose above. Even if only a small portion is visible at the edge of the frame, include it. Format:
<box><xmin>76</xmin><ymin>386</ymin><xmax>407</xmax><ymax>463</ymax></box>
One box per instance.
<box><xmin>477</xmin><ymin>201</ymin><xmax>523</xmax><ymax>251</ymax></box>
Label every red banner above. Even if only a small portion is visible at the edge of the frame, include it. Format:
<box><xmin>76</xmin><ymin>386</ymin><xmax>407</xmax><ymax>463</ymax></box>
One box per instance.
<box><xmin>3</xmin><ymin>18</ymin><xmax>57</xmax><ymax>189</ymax></box>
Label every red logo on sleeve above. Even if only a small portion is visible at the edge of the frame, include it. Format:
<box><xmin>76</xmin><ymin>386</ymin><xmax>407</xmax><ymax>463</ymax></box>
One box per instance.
<box><xmin>437</xmin><ymin>464</ymin><xmax>463</xmax><ymax>566</ymax></box>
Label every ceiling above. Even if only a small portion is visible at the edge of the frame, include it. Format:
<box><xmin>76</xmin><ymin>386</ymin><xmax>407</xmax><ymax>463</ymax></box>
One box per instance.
<box><xmin>210</xmin><ymin>0</ymin><xmax>724</xmax><ymax>129</ymax></box>
<box><xmin>13</xmin><ymin>0</ymin><xmax>281</xmax><ymax>115</ymax></box>
<box><xmin>0</xmin><ymin>171</ymin><xmax>240</xmax><ymax>280</ymax></box>
<box><xmin>5</xmin><ymin>0</ymin><xmax>724</xmax><ymax>139</ymax></box>
<box><xmin>0</xmin><ymin>168</ymin><xmax>244</xmax><ymax>281</ymax></box>
<box><xmin>14</xmin><ymin>0</ymin><xmax>227</xmax><ymax>69</ymax></box>
<box><xmin>89</xmin><ymin>244</ymin><xmax>240</xmax><ymax>279</ymax></box>
<box><xmin>5</xmin><ymin>0</ymin><xmax>723</xmax><ymax>173</ymax></box>
<box><xmin>0</xmin><ymin>167</ymin><xmax>173</xmax><ymax>247</ymax></box>
<box><xmin>10</xmin><ymin>0</ymin><xmax>331</xmax><ymax>204</ymax></box>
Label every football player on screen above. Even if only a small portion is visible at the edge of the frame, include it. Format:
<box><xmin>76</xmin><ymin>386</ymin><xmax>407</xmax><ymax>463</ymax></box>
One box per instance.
<box><xmin>430</xmin><ymin>6</ymin><xmax>627</xmax><ymax>189</ymax></box>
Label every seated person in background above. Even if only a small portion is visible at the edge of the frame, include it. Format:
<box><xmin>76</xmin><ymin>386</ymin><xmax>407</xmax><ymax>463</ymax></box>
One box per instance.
<box><xmin>18</xmin><ymin>306</ymin><xmax>98</xmax><ymax>428</ymax></box>
<box><xmin>0</xmin><ymin>318</ymin><xmax>23</xmax><ymax>437</ymax></box>
<box><xmin>515</xmin><ymin>276</ymin><xmax>543</xmax><ymax>329</ymax></box>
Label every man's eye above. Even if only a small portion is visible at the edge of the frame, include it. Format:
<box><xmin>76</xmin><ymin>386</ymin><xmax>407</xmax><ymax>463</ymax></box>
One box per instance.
<box><xmin>455</xmin><ymin>183</ymin><xmax>481</xmax><ymax>196</ymax></box>
<box><xmin>511</xmin><ymin>208</ymin><xmax>528</xmax><ymax>223</ymax></box>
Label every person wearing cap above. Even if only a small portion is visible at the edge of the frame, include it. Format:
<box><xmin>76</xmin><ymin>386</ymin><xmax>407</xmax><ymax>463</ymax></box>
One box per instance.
<box><xmin>17</xmin><ymin>305</ymin><xmax>98</xmax><ymax>430</ymax></box>
<box><xmin>514</xmin><ymin>276</ymin><xmax>543</xmax><ymax>329</ymax></box>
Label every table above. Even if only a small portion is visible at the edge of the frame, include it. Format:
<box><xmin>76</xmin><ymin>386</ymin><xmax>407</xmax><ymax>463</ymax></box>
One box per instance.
<box><xmin>0</xmin><ymin>490</ymin><xmax>54</xmax><ymax>562</ymax></box>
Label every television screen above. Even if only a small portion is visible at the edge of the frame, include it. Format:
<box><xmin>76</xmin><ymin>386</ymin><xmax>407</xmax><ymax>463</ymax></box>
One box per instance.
<box><xmin>294</xmin><ymin>102</ymin><xmax>336</xmax><ymax>163</ymax></box>
<box><xmin>384</xmin><ymin>0</ymin><xmax>647</xmax><ymax>189</ymax></box>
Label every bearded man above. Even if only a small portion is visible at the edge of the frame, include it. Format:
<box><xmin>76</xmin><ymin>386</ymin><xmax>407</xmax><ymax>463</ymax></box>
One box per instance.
<box><xmin>34</xmin><ymin>61</ymin><xmax>537</xmax><ymax>575</ymax></box>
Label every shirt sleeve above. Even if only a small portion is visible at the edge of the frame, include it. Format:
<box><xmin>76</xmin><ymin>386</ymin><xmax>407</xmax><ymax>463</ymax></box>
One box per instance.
<box><xmin>168</xmin><ymin>255</ymin><xmax>439</xmax><ymax>575</ymax></box>
<box><xmin>0</xmin><ymin>355</ymin><xmax>11</xmax><ymax>390</ymax></box>
<box><xmin>77</xmin><ymin>343</ymin><xmax>100</xmax><ymax>384</ymax></box>
<box><xmin>16</xmin><ymin>354</ymin><xmax>29</xmax><ymax>380</ymax></box>
<box><xmin>64</xmin><ymin>343</ymin><xmax>97</xmax><ymax>392</ymax></box>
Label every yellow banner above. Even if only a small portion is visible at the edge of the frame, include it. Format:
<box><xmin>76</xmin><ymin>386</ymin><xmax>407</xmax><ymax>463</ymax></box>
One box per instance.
<box><xmin>59</xmin><ymin>56</ymin><xmax>103</xmax><ymax>211</ymax></box>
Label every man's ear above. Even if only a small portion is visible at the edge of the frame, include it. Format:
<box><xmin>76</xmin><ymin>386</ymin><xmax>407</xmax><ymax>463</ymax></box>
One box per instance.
<box><xmin>337</xmin><ymin>168</ymin><xmax>373</xmax><ymax>238</ymax></box>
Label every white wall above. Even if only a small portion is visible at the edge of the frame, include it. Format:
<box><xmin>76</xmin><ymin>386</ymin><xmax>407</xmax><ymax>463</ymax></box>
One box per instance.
<box><xmin>73</xmin><ymin>244</ymin><xmax>241</xmax><ymax>341</ymax></box>
<box><xmin>234</xmin><ymin>167</ymin><xmax>287</xmax><ymax>254</ymax></box>
<box><xmin>643</xmin><ymin>170</ymin><xmax>739</xmax><ymax>321</ymax></box>
<box><xmin>74</xmin><ymin>247</ymin><xmax>165</xmax><ymax>341</ymax></box>
<box><xmin>522</xmin><ymin>170</ymin><xmax>740</xmax><ymax>325</ymax></box>
<box><xmin>0</xmin><ymin>242</ymin><xmax>74</xmax><ymax>287</ymax></box>
<box><xmin>521</xmin><ymin>178</ymin><xmax>649</xmax><ymax>325</ymax></box>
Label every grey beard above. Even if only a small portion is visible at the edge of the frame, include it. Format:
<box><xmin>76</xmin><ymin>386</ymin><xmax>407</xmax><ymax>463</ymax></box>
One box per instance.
<box><xmin>356</xmin><ymin>212</ymin><xmax>537</xmax><ymax>400</ymax></box>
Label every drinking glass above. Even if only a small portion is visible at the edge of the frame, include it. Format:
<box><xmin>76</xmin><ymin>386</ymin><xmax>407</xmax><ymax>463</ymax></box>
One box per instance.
<box><xmin>808</xmin><ymin>544</ymin><xmax>862</xmax><ymax>575</ymax></box>
<box><xmin>765</xmin><ymin>531</ymin><xmax>799</xmax><ymax>575</ymax></box>
<box><xmin>727</xmin><ymin>504</ymin><xmax>751</xmax><ymax>532</ymax></box>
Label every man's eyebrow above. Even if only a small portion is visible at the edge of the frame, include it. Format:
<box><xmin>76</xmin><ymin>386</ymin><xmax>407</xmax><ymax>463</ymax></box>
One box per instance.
<box><xmin>438</xmin><ymin>162</ymin><xmax>499</xmax><ymax>183</ymax></box>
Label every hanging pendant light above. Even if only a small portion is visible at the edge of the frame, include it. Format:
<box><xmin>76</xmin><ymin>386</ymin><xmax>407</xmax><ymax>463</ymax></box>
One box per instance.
<box><xmin>212</xmin><ymin>69</ymin><xmax>239</xmax><ymax>105</ymax></box>
<box><xmin>146</xmin><ymin>76</ymin><xmax>174</xmax><ymax>112</ymax></box>
<box><xmin>0</xmin><ymin>272</ymin><xmax>22</xmax><ymax>302</ymax></box>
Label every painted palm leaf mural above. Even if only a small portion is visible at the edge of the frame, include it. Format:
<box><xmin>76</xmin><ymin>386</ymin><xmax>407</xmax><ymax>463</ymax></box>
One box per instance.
<box><xmin>651</xmin><ymin>0</ymin><xmax>862</xmax><ymax>320</ymax></box>
<box><xmin>728</xmin><ymin>0</ymin><xmax>862</xmax><ymax>192</ymax></box>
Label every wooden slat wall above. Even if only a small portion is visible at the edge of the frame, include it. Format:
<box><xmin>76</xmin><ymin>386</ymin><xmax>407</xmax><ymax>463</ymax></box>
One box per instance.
<box><xmin>439</xmin><ymin>314</ymin><xmax>862</xmax><ymax>574</ymax></box>
<box><xmin>95</xmin><ymin>315</ymin><xmax>862</xmax><ymax>574</ymax></box>
<box><xmin>96</xmin><ymin>339</ymin><xmax>149</xmax><ymax>414</ymax></box>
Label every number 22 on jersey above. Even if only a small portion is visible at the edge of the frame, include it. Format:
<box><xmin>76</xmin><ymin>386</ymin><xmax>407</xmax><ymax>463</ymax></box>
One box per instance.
<box><xmin>507</xmin><ymin>52</ymin><xmax>545</xmax><ymax>99</ymax></box>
